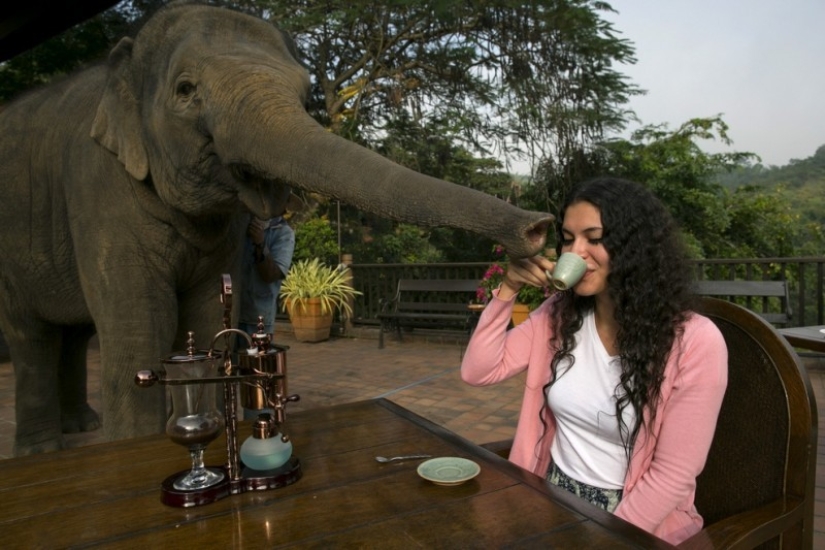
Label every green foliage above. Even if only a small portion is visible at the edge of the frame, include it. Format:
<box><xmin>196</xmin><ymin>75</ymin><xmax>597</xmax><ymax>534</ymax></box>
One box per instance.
<box><xmin>516</xmin><ymin>284</ymin><xmax>552</xmax><ymax>311</ymax></box>
<box><xmin>374</xmin><ymin>224</ymin><xmax>444</xmax><ymax>264</ymax></box>
<box><xmin>723</xmin><ymin>185</ymin><xmax>799</xmax><ymax>258</ymax></box>
<box><xmin>378</xmin><ymin>113</ymin><xmax>515</xmax><ymax>199</ymax></box>
<box><xmin>531</xmin><ymin>116</ymin><xmax>813</xmax><ymax>259</ymax></box>
<box><xmin>0</xmin><ymin>0</ymin><xmax>165</xmax><ymax>101</ymax></box>
<box><xmin>6</xmin><ymin>0</ymin><xmax>640</xmax><ymax>264</ymax></box>
<box><xmin>340</xmin><ymin>221</ymin><xmax>443</xmax><ymax>264</ymax></box>
<box><xmin>244</xmin><ymin>0</ymin><xmax>638</xmax><ymax>248</ymax></box>
<box><xmin>600</xmin><ymin>118</ymin><xmax>814</xmax><ymax>259</ymax></box>
<box><xmin>531</xmin><ymin>116</ymin><xmax>750</xmax><ymax>215</ymax></box>
<box><xmin>715</xmin><ymin>144</ymin><xmax>825</xmax><ymax>255</ymax></box>
<box><xmin>372</xmin><ymin>114</ymin><xmax>511</xmax><ymax>261</ymax></box>
<box><xmin>324</xmin><ymin>0</ymin><xmax>636</xmax><ymax>165</ymax></box>
<box><xmin>291</xmin><ymin>216</ymin><xmax>339</xmax><ymax>265</ymax></box>
<box><xmin>291</xmin><ymin>208</ymin><xmax>448</xmax><ymax>265</ymax></box>
<box><xmin>427</xmin><ymin>226</ymin><xmax>496</xmax><ymax>263</ymax></box>
<box><xmin>476</xmin><ymin>245</ymin><xmax>551</xmax><ymax>310</ymax></box>
<box><xmin>0</xmin><ymin>17</ymin><xmax>114</xmax><ymax>101</ymax></box>
<box><xmin>279</xmin><ymin>258</ymin><xmax>362</xmax><ymax>316</ymax></box>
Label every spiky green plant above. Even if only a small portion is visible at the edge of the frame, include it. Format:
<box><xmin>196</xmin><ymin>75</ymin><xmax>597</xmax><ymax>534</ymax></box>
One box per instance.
<box><xmin>279</xmin><ymin>258</ymin><xmax>362</xmax><ymax>316</ymax></box>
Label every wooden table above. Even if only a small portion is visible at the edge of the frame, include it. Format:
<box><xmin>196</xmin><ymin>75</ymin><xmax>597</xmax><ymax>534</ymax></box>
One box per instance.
<box><xmin>778</xmin><ymin>325</ymin><xmax>825</xmax><ymax>354</ymax></box>
<box><xmin>0</xmin><ymin>399</ymin><xmax>672</xmax><ymax>548</ymax></box>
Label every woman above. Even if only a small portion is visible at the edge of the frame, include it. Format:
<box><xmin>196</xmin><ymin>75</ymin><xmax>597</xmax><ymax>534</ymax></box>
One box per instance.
<box><xmin>461</xmin><ymin>177</ymin><xmax>727</xmax><ymax>544</ymax></box>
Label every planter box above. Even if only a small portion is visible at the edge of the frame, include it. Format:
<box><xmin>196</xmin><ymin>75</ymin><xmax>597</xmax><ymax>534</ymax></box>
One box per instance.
<box><xmin>288</xmin><ymin>298</ymin><xmax>333</xmax><ymax>342</ymax></box>
<box><xmin>511</xmin><ymin>303</ymin><xmax>530</xmax><ymax>326</ymax></box>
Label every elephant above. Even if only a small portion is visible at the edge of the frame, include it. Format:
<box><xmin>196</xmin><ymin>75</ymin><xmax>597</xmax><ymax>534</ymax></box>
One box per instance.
<box><xmin>0</xmin><ymin>1</ymin><xmax>552</xmax><ymax>456</ymax></box>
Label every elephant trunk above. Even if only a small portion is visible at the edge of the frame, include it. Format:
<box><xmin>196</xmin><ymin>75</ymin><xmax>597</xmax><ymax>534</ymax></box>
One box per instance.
<box><xmin>216</xmin><ymin>99</ymin><xmax>553</xmax><ymax>258</ymax></box>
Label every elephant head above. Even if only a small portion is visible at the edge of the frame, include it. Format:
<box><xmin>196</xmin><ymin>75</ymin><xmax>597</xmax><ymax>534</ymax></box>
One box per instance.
<box><xmin>91</xmin><ymin>2</ymin><xmax>552</xmax><ymax>257</ymax></box>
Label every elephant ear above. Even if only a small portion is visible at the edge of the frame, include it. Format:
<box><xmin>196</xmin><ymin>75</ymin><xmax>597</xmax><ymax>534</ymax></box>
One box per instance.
<box><xmin>91</xmin><ymin>37</ymin><xmax>150</xmax><ymax>181</ymax></box>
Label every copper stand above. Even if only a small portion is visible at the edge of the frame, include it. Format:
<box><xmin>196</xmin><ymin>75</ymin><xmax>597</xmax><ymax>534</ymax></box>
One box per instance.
<box><xmin>135</xmin><ymin>274</ymin><xmax>302</xmax><ymax>507</ymax></box>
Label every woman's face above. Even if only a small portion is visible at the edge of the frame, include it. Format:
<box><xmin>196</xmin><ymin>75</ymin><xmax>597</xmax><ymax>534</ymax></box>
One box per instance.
<box><xmin>559</xmin><ymin>201</ymin><xmax>610</xmax><ymax>297</ymax></box>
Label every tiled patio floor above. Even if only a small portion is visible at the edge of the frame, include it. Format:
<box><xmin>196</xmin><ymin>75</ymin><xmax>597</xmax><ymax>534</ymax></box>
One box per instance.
<box><xmin>1</xmin><ymin>327</ymin><xmax>823</xmax><ymax>546</ymax></box>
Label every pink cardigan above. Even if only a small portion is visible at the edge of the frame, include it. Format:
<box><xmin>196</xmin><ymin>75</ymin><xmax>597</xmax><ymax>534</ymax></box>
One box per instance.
<box><xmin>461</xmin><ymin>291</ymin><xmax>727</xmax><ymax>544</ymax></box>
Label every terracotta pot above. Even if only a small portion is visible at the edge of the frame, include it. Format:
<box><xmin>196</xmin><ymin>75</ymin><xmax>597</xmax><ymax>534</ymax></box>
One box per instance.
<box><xmin>288</xmin><ymin>298</ymin><xmax>333</xmax><ymax>342</ymax></box>
<box><xmin>511</xmin><ymin>303</ymin><xmax>530</xmax><ymax>326</ymax></box>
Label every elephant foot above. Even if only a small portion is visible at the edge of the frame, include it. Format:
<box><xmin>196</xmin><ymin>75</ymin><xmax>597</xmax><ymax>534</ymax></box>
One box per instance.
<box><xmin>61</xmin><ymin>404</ymin><xmax>102</xmax><ymax>434</ymax></box>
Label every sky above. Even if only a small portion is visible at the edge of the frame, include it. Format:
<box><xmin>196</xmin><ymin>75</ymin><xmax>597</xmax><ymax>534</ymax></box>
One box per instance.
<box><xmin>599</xmin><ymin>0</ymin><xmax>825</xmax><ymax>167</ymax></box>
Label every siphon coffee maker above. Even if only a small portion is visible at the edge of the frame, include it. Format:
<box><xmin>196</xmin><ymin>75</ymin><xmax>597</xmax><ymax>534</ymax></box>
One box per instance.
<box><xmin>135</xmin><ymin>274</ymin><xmax>302</xmax><ymax>507</ymax></box>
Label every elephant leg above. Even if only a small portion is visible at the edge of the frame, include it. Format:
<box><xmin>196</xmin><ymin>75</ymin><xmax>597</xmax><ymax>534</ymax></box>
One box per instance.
<box><xmin>9</xmin><ymin>321</ymin><xmax>64</xmax><ymax>456</ymax></box>
<box><xmin>59</xmin><ymin>324</ymin><xmax>101</xmax><ymax>434</ymax></box>
<box><xmin>96</xmin><ymin>334</ymin><xmax>169</xmax><ymax>443</ymax></box>
<box><xmin>94</xmin><ymin>295</ymin><xmax>177</xmax><ymax>443</ymax></box>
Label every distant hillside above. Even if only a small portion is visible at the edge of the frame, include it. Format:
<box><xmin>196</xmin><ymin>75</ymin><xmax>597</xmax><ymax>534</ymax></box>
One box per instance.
<box><xmin>715</xmin><ymin>144</ymin><xmax>825</xmax><ymax>229</ymax></box>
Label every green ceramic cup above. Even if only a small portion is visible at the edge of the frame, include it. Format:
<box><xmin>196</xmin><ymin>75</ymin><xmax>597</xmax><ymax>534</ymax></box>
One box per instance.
<box><xmin>547</xmin><ymin>252</ymin><xmax>587</xmax><ymax>291</ymax></box>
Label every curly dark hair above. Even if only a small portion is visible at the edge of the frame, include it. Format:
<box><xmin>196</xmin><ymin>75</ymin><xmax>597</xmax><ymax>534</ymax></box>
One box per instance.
<box><xmin>542</xmin><ymin>177</ymin><xmax>696</xmax><ymax>460</ymax></box>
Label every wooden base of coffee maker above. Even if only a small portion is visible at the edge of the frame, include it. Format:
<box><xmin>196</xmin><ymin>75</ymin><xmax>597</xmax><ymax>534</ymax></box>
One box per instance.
<box><xmin>160</xmin><ymin>467</ymin><xmax>231</xmax><ymax>508</ymax></box>
<box><xmin>160</xmin><ymin>458</ymin><xmax>302</xmax><ymax>507</ymax></box>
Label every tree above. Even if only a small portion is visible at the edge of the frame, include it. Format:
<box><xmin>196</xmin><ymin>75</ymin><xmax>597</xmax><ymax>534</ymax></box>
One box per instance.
<box><xmin>724</xmin><ymin>185</ymin><xmax>799</xmax><ymax>258</ymax></box>
<box><xmin>374</xmin><ymin>113</ymin><xmax>516</xmax><ymax>261</ymax></box>
<box><xmin>554</xmin><ymin>116</ymin><xmax>811</xmax><ymax>259</ymax></box>
<box><xmin>4</xmin><ymin>0</ymin><xmax>638</xmax><ymax>172</ymax></box>
<box><xmin>237</xmin><ymin>0</ymin><xmax>639</xmax><ymax>261</ymax></box>
<box><xmin>4</xmin><ymin>0</ymin><xmax>641</xmax><ymax>263</ymax></box>
<box><xmin>235</xmin><ymin>0</ymin><xmax>638</xmax><ymax>169</ymax></box>
<box><xmin>716</xmin><ymin>144</ymin><xmax>825</xmax><ymax>247</ymax></box>
<box><xmin>0</xmin><ymin>0</ymin><xmax>165</xmax><ymax>101</ymax></box>
<box><xmin>7</xmin><ymin>0</ymin><xmax>641</xmax><ymax>148</ymax></box>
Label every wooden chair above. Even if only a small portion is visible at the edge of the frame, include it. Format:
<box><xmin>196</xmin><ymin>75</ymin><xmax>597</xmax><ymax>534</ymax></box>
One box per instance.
<box><xmin>679</xmin><ymin>297</ymin><xmax>817</xmax><ymax>549</ymax></box>
<box><xmin>480</xmin><ymin>297</ymin><xmax>818</xmax><ymax>549</ymax></box>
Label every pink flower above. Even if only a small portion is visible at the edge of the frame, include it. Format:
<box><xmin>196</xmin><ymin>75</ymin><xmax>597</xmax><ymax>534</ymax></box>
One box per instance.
<box><xmin>476</xmin><ymin>288</ymin><xmax>489</xmax><ymax>304</ymax></box>
<box><xmin>477</xmin><ymin>260</ymin><xmax>506</xmax><ymax>304</ymax></box>
<box><xmin>475</xmin><ymin>245</ymin><xmax>553</xmax><ymax>310</ymax></box>
<box><xmin>483</xmin><ymin>264</ymin><xmax>504</xmax><ymax>279</ymax></box>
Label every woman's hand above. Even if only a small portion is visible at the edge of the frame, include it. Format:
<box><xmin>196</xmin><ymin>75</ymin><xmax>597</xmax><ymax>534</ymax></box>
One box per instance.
<box><xmin>498</xmin><ymin>255</ymin><xmax>556</xmax><ymax>300</ymax></box>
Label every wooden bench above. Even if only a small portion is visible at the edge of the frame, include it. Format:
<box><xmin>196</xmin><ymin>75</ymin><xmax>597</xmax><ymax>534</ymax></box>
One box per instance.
<box><xmin>376</xmin><ymin>279</ymin><xmax>480</xmax><ymax>349</ymax></box>
<box><xmin>693</xmin><ymin>280</ymin><xmax>792</xmax><ymax>325</ymax></box>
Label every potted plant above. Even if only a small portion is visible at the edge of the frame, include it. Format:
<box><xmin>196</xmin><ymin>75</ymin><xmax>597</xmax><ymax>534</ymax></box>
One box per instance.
<box><xmin>476</xmin><ymin>246</ymin><xmax>552</xmax><ymax>326</ymax></box>
<box><xmin>280</xmin><ymin>258</ymin><xmax>362</xmax><ymax>342</ymax></box>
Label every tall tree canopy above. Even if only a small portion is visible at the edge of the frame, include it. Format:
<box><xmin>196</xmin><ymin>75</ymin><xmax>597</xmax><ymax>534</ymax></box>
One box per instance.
<box><xmin>232</xmin><ymin>0</ymin><xmax>640</xmax><ymax>261</ymax></box>
<box><xmin>535</xmin><ymin>116</ymin><xmax>817</xmax><ymax>259</ymax></box>
<box><xmin>2</xmin><ymin>2</ymin><xmax>813</xmax><ymax>261</ymax></box>
<box><xmin>1</xmin><ymin>0</ymin><xmax>647</xmax><ymax>263</ymax></box>
<box><xmin>1</xmin><ymin>0</ymin><xmax>640</xmax><ymax>263</ymax></box>
<box><xmin>717</xmin><ymin>144</ymin><xmax>825</xmax><ymax>236</ymax></box>
<box><xmin>233</xmin><ymin>0</ymin><xmax>639</xmax><ymax>174</ymax></box>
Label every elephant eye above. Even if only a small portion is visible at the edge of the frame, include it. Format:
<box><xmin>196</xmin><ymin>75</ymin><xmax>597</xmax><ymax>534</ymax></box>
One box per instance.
<box><xmin>176</xmin><ymin>81</ymin><xmax>196</xmax><ymax>97</ymax></box>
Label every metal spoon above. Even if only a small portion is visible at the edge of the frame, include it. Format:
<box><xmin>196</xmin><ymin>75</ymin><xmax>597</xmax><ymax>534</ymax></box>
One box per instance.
<box><xmin>374</xmin><ymin>454</ymin><xmax>432</xmax><ymax>463</ymax></box>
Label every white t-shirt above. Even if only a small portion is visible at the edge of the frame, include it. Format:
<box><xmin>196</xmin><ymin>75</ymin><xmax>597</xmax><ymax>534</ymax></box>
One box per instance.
<box><xmin>546</xmin><ymin>309</ymin><xmax>636</xmax><ymax>490</ymax></box>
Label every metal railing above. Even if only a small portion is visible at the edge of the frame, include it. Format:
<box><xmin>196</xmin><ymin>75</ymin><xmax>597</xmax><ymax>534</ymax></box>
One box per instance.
<box><xmin>345</xmin><ymin>257</ymin><xmax>825</xmax><ymax>328</ymax></box>
<box><xmin>692</xmin><ymin>257</ymin><xmax>825</xmax><ymax>326</ymax></box>
<box><xmin>348</xmin><ymin>262</ymin><xmax>489</xmax><ymax>325</ymax></box>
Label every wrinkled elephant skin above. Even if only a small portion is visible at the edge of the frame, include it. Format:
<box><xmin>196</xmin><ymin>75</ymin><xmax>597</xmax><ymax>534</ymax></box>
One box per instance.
<box><xmin>0</xmin><ymin>3</ymin><xmax>552</xmax><ymax>455</ymax></box>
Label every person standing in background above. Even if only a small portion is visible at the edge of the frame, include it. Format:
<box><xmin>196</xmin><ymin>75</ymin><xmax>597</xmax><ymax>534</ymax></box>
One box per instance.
<box><xmin>238</xmin><ymin>212</ymin><xmax>296</xmax><ymax>341</ymax></box>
